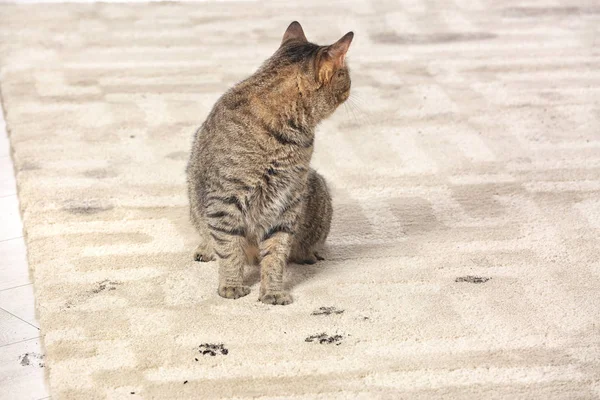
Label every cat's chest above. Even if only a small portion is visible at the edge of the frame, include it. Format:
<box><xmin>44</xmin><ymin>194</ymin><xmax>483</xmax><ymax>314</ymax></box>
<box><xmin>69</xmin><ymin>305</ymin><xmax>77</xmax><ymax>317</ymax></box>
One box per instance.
<box><xmin>246</xmin><ymin>157</ymin><xmax>309</xmax><ymax>215</ymax></box>
<box><xmin>260</xmin><ymin>147</ymin><xmax>311</xmax><ymax>186</ymax></box>
<box><xmin>259</xmin><ymin>162</ymin><xmax>307</xmax><ymax>195</ymax></box>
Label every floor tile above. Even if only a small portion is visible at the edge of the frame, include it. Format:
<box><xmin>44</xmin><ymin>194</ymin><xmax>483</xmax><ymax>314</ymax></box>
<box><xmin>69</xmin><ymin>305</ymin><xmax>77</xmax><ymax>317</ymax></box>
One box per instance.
<box><xmin>0</xmin><ymin>195</ymin><xmax>23</xmax><ymax>241</ymax></box>
<box><xmin>0</xmin><ymin>309</ymin><xmax>39</xmax><ymax>347</ymax></box>
<box><xmin>0</xmin><ymin>133</ymin><xmax>8</xmax><ymax>158</ymax></box>
<box><xmin>0</xmin><ymin>285</ymin><xmax>39</xmax><ymax>328</ymax></box>
<box><xmin>0</xmin><ymin>109</ymin><xmax>8</xmax><ymax>158</ymax></box>
<box><xmin>0</xmin><ymin>337</ymin><xmax>49</xmax><ymax>400</ymax></box>
<box><xmin>0</xmin><ymin>155</ymin><xmax>17</xmax><ymax>197</ymax></box>
<box><xmin>0</xmin><ymin>237</ymin><xmax>30</xmax><ymax>291</ymax></box>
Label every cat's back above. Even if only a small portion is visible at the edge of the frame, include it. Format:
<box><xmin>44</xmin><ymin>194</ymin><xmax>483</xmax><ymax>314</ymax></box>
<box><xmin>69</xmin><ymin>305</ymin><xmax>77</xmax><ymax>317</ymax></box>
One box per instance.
<box><xmin>197</xmin><ymin>87</ymin><xmax>254</xmax><ymax>142</ymax></box>
<box><xmin>188</xmin><ymin>85</ymin><xmax>260</xmax><ymax>165</ymax></box>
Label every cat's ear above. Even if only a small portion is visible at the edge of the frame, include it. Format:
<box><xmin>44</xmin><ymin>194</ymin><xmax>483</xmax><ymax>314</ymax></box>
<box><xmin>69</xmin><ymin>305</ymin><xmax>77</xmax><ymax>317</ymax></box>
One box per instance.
<box><xmin>316</xmin><ymin>32</ymin><xmax>354</xmax><ymax>85</ymax></box>
<box><xmin>282</xmin><ymin>21</ymin><xmax>307</xmax><ymax>45</ymax></box>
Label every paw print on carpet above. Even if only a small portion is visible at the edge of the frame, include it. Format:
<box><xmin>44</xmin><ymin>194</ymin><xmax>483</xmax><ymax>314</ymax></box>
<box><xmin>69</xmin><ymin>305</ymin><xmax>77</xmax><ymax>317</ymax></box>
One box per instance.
<box><xmin>305</xmin><ymin>333</ymin><xmax>344</xmax><ymax>345</ymax></box>
<box><xmin>311</xmin><ymin>306</ymin><xmax>344</xmax><ymax>316</ymax></box>
<box><xmin>455</xmin><ymin>276</ymin><xmax>491</xmax><ymax>284</ymax></box>
<box><xmin>197</xmin><ymin>343</ymin><xmax>228</xmax><ymax>357</ymax></box>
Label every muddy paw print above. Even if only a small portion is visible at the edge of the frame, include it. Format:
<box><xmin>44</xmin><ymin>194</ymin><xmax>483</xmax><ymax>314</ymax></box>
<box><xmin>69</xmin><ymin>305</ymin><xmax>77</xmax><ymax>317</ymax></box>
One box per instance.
<box><xmin>92</xmin><ymin>279</ymin><xmax>120</xmax><ymax>294</ymax></box>
<box><xmin>305</xmin><ymin>333</ymin><xmax>344</xmax><ymax>345</ymax></box>
<box><xmin>455</xmin><ymin>276</ymin><xmax>491</xmax><ymax>284</ymax></box>
<box><xmin>311</xmin><ymin>306</ymin><xmax>344</xmax><ymax>316</ymax></box>
<box><xmin>197</xmin><ymin>343</ymin><xmax>229</xmax><ymax>357</ymax></box>
<box><xmin>19</xmin><ymin>353</ymin><xmax>45</xmax><ymax>368</ymax></box>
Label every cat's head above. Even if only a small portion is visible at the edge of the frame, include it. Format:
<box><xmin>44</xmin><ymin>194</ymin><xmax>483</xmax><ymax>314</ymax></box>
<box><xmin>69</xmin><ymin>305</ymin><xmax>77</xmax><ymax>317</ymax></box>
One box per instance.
<box><xmin>270</xmin><ymin>21</ymin><xmax>353</xmax><ymax>122</ymax></box>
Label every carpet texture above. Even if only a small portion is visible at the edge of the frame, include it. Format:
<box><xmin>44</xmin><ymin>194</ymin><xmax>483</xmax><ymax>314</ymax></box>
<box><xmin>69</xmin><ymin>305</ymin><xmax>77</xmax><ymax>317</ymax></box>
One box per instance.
<box><xmin>1</xmin><ymin>1</ymin><xmax>599</xmax><ymax>399</ymax></box>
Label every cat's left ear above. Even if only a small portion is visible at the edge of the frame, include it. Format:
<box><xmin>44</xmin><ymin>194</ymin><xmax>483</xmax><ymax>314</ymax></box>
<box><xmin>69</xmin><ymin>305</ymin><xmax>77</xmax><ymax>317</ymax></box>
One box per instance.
<box><xmin>282</xmin><ymin>21</ymin><xmax>308</xmax><ymax>45</ymax></box>
<box><xmin>316</xmin><ymin>31</ymin><xmax>354</xmax><ymax>85</ymax></box>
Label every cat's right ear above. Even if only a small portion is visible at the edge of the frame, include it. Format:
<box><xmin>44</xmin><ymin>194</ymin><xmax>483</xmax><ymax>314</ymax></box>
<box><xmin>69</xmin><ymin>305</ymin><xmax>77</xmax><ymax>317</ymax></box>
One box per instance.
<box><xmin>316</xmin><ymin>31</ymin><xmax>354</xmax><ymax>85</ymax></box>
<box><xmin>281</xmin><ymin>21</ymin><xmax>308</xmax><ymax>45</ymax></box>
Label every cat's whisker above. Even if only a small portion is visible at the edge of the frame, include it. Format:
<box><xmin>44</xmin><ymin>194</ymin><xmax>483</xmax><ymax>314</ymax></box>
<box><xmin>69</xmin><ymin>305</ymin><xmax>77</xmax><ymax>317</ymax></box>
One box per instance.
<box><xmin>348</xmin><ymin>92</ymin><xmax>367</xmax><ymax>107</ymax></box>
<box><xmin>342</xmin><ymin>102</ymin><xmax>353</xmax><ymax>122</ymax></box>
<box><xmin>348</xmin><ymin>102</ymin><xmax>369</xmax><ymax>129</ymax></box>
<box><xmin>343</xmin><ymin>101</ymin><xmax>362</xmax><ymax>127</ymax></box>
<box><xmin>344</xmin><ymin>101</ymin><xmax>361</xmax><ymax>125</ymax></box>
<box><xmin>351</xmin><ymin>96</ymin><xmax>375</xmax><ymax>121</ymax></box>
<box><xmin>345</xmin><ymin>95</ymin><xmax>374</xmax><ymax>130</ymax></box>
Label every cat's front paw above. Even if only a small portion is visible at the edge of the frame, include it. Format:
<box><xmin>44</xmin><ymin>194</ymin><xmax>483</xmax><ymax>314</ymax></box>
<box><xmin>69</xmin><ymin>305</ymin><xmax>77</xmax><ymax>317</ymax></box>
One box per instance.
<box><xmin>259</xmin><ymin>291</ymin><xmax>293</xmax><ymax>305</ymax></box>
<box><xmin>218</xmin><ymin>285</ymin><xmax>250</xmax><ymax>299</ymax></box>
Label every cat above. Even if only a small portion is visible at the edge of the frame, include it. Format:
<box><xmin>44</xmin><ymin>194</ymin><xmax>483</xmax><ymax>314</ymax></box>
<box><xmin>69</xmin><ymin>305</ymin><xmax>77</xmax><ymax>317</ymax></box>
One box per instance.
<box><xmin>186</xmin><ymin>21</ymin><xmax>353</xmax><ymax>305</ymax></box>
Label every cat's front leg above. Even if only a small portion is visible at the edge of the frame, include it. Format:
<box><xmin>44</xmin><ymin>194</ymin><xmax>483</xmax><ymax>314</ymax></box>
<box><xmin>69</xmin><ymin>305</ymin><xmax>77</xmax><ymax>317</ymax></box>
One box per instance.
<box><xmin>258</xmin><ymin>225</ymin><xmax>295</xmax><ymax>305</ymax></box>
<box><xmin>213</xmin><ymin>233</ymin><xmax>251</xmax><ymax>299</ymax></box>
<box><xmin>208</xmin><ymin>221</ymin><xmax>250</xmax><ymax>299</ymax></box>
<box><xmin>206</xmin><ymin>200</ymin><xmax>251</xmax><ymax>299</ymax></box>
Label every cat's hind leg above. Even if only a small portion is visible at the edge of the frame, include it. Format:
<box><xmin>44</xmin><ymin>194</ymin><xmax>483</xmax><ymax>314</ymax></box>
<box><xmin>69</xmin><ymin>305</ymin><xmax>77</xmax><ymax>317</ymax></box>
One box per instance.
<box><xmin>288</xmin><ymin>170</ymin><xmax>331</xmax><ymax>265</ymax></box>
<box><xmin>191</xmin><ymin>216</ymin><xmax>216</xmax><ymax>262</ymax></box>
<box><xmin>189</xmin><ymin>191</ymin><xmax>216</xmax><ymax>262</ymax></box>
<box><xmin>194</xmin><ymin>240</ymin><xmax>215</xmax><ymax>262</ymax></box>
<box><xmin>289</xmin><ymin>246</ymin><xmax>321</xmax><ymax>265</ymax></box>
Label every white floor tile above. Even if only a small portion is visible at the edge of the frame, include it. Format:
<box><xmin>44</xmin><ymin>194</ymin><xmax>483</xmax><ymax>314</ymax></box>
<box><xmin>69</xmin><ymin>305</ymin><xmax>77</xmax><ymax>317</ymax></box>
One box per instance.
<box><xmin>0</xmin><ymin>156</ymin><xmax>17</xmax><ymax>197</ymax></box>
<box><xmin>0</xmin><ymin>43</ymin><xmax>47</xmax><ymax>400</ymax></box>
<box><xmin>0</xmin><ymin>285</ymin><xmax>39</xmax><ymax>328</ymax></box>
<box><xmin>0</xmin><ymin>134</ymin><xmax>8</xmax><ymax>158</ymax></box>
<box><xmin>0</xmin><ymin>338</ymin><xmax>49</xmax><ymax>400</ymax></box>
<box><xmin>0</xmin><ymin>109</ymin><xmax>7</xmax><ymax>157</ymax></box>
<box><xmin>0</xmin><ymin>195</ymin><xmax>23</xmax><ymax>241</ymax></box>
<box><xmin>0</xmin><ymin>237</ymin><xmax>30</xmax><ymax>291</ymax></box>
<box><xmin>0</xmin><ymin>309</ymin><xmax>39</xmax><ymax>347</ymax></box>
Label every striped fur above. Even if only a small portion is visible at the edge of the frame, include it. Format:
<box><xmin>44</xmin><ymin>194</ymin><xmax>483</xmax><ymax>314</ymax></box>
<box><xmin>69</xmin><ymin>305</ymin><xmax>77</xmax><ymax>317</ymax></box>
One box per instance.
<box><xmin>186</xmin><ymin>22</ymin><xmax>351</xmax><ymax>304</ymax></box>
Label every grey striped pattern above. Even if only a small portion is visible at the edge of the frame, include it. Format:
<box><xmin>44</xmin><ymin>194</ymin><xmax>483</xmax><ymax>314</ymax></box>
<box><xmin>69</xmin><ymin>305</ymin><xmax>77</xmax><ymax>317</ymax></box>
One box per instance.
<box><xmin>0</xmin><ymin>1</ymin><xmax>599</xmax><ymax>399</ymax></box>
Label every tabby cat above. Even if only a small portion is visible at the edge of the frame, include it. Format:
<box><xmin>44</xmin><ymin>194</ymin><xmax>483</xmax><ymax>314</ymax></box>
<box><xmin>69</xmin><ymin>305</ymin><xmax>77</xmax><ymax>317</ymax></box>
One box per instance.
<box><xmin>186</xmin><ymin>21</ymin><xmax>353</xmax><ymax>305</ymax></box>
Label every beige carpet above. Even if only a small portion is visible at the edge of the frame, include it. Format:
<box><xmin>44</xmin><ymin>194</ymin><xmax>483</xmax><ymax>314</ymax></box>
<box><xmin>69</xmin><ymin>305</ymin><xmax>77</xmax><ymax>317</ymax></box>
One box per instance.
<box><xmin>1</xmin><ymin>1</ymin><xmax>599</xmax><ymax>399</ymax></box>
